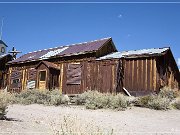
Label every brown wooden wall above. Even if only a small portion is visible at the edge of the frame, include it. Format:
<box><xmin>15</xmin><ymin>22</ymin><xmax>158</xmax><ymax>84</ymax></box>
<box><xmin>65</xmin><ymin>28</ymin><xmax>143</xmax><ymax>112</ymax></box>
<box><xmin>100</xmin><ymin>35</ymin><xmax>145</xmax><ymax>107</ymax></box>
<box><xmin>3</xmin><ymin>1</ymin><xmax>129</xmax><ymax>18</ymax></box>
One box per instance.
<box><xmin>7</xmin><ymin>51</ymin><xmax>180</xmax><ymax>95</ymax></box>
<box><xmin>7</xmin><ymin>59</ymin><xmax>119</xmax><ymax>94</ymax></box>
<box><xmin>59</xmin><ymin>60</ymin><xmax>118</xmax><ymax>94</ymax></box>
<box><xmin>159</xmin><ymin>50</ymin><xmax>180</xmax><ymax>90</ymax></box>
<box><xmin>123</xmin><ymin>57</ymin><xmax>157</xmax><ymax>96</ymax></box>
<box><xmin>123</xmin><ymin>53</ymin><xmax>180</xmax><ymax>96</ymax></box>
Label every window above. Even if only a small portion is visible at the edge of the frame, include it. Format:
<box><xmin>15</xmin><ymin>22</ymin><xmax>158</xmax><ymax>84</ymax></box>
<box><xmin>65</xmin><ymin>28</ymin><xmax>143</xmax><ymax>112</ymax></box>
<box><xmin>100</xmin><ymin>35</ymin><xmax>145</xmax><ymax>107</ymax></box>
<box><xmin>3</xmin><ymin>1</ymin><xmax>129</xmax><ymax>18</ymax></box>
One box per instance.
<box><xmin>1</xmin><ymin>47</ymin><xmax>5</xmax><ymax>53</ymax></box>
<box><xmin>66</xmin><ymin>63</ymin><xmax>82</xmax><ymax>85</ymax></box>
<box><xmin>39</xmin><ymin>71</ymin><xmax>46</xmax><ymax>81</ymax></box>
<box><xmin>12</xmin><ymin>79</ymin><xmax>20</xmax><ymax>84</ymax></box>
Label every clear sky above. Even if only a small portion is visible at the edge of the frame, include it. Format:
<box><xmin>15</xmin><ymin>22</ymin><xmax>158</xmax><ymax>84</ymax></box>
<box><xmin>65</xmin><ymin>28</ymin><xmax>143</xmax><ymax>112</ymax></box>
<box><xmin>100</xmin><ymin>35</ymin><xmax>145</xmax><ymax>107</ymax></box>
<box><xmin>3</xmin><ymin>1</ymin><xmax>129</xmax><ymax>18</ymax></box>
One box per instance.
<box><xmin>0</xmin><ymin>1</ymin><xmax>180</xmax><ymax>68</ymax></box>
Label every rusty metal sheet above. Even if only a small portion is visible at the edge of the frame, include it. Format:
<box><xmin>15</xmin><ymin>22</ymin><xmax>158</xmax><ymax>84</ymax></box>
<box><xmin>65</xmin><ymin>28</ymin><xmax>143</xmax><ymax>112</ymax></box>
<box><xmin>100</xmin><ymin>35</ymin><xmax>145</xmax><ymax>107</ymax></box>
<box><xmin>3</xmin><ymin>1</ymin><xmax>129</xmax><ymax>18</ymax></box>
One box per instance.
<box><xmin>97</xmin><ymin>47</ymin><xmax>169</xmax><ymax>60</ymax></box>
<box><xmin>8</xmin><ymin>37</ymin><xmax>112</xmax><ymax>64</ymax></box>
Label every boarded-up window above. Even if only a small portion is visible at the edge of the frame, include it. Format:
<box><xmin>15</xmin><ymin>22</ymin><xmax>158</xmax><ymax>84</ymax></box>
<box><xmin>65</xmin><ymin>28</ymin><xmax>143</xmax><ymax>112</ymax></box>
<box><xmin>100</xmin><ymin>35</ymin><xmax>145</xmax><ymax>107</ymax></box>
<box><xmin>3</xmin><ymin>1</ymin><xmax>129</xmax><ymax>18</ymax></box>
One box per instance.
<box><xmin>27</xmin><ymin>68</ymin><xmax>37</xmax><ymax>89</ymax></box>
<box><xmin>28</xmin><ymin>68</ymin><xmax>37</xmax><ymax>81</ymax></box>
<box><xmin>66</xmin><ymin>63</ymin><xmax>82</xmax><ymax>85</ymax></box>
<box><xmin>10</xmin><ymin>70</ymin><xmax>22</xmax><ymax>89</ymax></box>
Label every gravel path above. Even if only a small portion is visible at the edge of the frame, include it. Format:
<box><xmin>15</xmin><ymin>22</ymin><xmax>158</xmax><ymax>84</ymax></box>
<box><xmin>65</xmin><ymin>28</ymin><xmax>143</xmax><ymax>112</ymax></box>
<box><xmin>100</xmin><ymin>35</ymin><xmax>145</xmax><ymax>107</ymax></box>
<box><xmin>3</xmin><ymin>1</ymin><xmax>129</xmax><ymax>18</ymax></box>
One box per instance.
<box><xmin>0</xmin><ymin>104</ymin><xmax>180</xmax><ymax>134</ymax></box>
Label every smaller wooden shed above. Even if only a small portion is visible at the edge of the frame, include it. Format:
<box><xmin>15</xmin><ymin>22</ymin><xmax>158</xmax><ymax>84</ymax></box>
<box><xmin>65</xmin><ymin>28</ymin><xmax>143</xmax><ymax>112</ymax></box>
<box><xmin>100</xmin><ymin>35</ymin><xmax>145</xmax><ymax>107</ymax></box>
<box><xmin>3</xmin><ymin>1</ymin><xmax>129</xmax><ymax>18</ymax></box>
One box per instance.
<box><xmin>35</xmin><ymin>61</ymin><xmax>60</xmax><ymax>90</ymax></box>
<box><xmin>97</xmin><ymin>47</ymin><xmax>180</xmax><ymax>96</ymax></box>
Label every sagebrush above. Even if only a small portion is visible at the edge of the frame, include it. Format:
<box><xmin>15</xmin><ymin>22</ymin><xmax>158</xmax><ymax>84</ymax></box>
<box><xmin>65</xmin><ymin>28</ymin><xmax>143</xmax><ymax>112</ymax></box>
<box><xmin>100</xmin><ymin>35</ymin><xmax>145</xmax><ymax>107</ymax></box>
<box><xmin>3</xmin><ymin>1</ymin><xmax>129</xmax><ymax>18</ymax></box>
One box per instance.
<box><xmin>75</xmin><ymin>91</ymin><xmax>131</xmax><ymax>110</ymax></box>
<box><xmin>13</xmin><ymin>89</ymin><xmax>69</xmax><ymax>106</ymax></box>
<box><xmin>0</xmin><ymin>91</ymin><xmax>13</xmax><ymax>119</ymax></box>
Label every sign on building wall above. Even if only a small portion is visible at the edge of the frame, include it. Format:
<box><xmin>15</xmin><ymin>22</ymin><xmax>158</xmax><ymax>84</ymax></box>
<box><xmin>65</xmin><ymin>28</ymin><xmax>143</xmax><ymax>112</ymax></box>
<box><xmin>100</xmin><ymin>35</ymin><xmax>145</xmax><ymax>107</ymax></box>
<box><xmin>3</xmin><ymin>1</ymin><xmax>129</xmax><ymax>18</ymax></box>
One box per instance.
<box><xmin>27</xmin><ymin>80</ymin><xmax>36</xmax><ymax>89</ymax></box>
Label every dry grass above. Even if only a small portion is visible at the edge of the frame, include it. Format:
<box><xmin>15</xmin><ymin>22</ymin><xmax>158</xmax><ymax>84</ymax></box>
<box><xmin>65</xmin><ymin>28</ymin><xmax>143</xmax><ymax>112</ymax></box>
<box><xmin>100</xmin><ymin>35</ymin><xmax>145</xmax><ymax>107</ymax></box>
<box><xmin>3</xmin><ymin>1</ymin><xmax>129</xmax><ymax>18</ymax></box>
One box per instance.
<box><xmin>135</xmin><ymin>87</ymin><xmax>180</xmax><ymax>110</ymax></box>
<box><xmin>49</xmin><ymin>114</ymin><xmax>114</xmax><ymax>135</ymax></box>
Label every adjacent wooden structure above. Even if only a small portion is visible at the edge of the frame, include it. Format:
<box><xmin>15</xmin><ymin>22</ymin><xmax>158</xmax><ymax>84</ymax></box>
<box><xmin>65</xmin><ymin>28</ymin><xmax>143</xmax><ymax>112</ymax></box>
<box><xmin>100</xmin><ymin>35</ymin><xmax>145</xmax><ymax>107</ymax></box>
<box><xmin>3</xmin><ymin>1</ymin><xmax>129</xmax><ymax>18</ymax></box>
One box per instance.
<box><xmin>0</xmin><ymin>54</ymin><xmax>13</xmax><ymax>89</ymax></box>
<box><xmin>98</xmin><ymin>47</ymin><xmax>180</xmax><ymax>96</ymax></box>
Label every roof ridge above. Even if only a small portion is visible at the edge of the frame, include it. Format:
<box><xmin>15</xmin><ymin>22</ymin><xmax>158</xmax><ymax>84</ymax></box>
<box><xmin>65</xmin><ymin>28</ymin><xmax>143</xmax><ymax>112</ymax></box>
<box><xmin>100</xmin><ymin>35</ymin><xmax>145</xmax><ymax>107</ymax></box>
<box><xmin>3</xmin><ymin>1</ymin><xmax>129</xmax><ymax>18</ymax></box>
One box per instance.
<box><xmin>119</xmin><ymin>47</ymin><xmax>170</xmax><ymax>53</ymax></box>
<box><xmin>24</xmin><ymin>37</ymin><xmax>112</xmax><ymax>55</ymax></box>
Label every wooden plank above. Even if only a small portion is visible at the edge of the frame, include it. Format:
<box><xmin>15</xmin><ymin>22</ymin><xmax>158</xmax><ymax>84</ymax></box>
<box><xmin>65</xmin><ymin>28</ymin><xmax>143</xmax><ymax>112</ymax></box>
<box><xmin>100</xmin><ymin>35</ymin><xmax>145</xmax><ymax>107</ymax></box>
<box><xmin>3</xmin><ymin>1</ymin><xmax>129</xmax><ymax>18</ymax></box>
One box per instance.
<box><xmin>147</xmin><ymin>59</ymin><xmax>150</xmax><ymax>91</ymax></box>
<box><xmin>145</xmin><ymin>59</ymin><xmax>148</xmax><ymax>90</ymax></box>
<box><xmin>142</xmin><ymin>60</ymin><xmax>145</xmax><ymax>91</ymax></box>
<box><xmin>131</xmin><ymin>60</ymin><xmax>135</xmax><ymax>88</ymax></box>
<box><xmin>137</xmin><ymin>60</ymin><xmax>139</xmax><ymax>91</ymax></box>
<box><xmin>60</xmin><ymin>63</ymin><xmax>64</xmax><ymax>94</ymax></box>
<box><xmin>138</xmin><ymin>60</ymin><xmax>142</xmax><ymax>91</ymax></box>
<box><xmin>112</xmin><ymin>64</ymin><xmax>115</xmax><ymax>93</ymax></box>
<box><xmin>141</xmin><ymin>60</ymin><xmax>144</xmax><ymax>91</ymax></box>
<box><xmin>8</xmin><ymin>67</ymin><xmax>12</xmax><ymax>91</ymax></box>
<box><xmin>21</xmin><ymin>69</ymin><xmax>24</xmax><ymax>90</ymax></box>
<box><xmin>126</xmin><ymin>60</ymin><xmax>130</xmax><ymax>90</ymax></box>
<box><xmin>150</xmin><ymin>59</ymin><xmax>153</xmax><ymax>91</ymax></box>
<box><xmin>134</xmin><ymin>60</ymin><xmax>138</xmax><ymax>91</ymax></box>
<box><xmin>153</xmin><ymin>59</ymin><xmax>157</xmax><ymax>91</ymax></box>
<box><xmin>24</xmin><ymin>69</ymin><xmax>28</xmax><ymax>90</ymax></box>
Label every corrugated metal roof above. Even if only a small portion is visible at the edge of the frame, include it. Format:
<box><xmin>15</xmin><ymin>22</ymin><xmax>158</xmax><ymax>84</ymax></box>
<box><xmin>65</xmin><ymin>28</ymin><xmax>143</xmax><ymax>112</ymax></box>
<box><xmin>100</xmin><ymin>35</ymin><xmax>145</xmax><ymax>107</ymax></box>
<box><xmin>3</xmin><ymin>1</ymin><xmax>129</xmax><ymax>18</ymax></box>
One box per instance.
<box><xmin>8</xmin><ymin>37</ymin><xmax>112</xmax><ymax>64</ymax></box>
<box><xmin>97</xmin><ymin>47</ymin><xmax>169</xmax><ymax>60</ymax></box>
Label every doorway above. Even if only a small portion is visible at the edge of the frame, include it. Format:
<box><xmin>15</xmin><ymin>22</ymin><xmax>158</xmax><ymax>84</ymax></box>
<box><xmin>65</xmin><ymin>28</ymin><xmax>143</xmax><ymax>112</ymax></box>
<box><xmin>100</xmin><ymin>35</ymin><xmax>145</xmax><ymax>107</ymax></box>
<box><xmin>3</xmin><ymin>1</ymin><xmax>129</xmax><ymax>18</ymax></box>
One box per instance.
<box><xmin>38</xmin><ymin>70</ymin><xmax>46</xmax><ymax>90</ymax></box>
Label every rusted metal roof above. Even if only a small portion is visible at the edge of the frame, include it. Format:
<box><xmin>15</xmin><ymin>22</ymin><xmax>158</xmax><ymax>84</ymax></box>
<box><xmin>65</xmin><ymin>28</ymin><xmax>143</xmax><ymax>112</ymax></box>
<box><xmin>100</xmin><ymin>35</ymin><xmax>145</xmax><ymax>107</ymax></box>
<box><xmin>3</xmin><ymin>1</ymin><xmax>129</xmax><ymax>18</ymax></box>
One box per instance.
<box><xmin>97</xmin><ymin>47</ymin><xmax>170</xmax><ymax>60</ymax></box>
<box><xmin>35</xmin><ymin>61</ymin><xmax>60</xmax><ymax>70</ymax></box>
<box><xmin>8</xmin><ymin>37</ymin><xmax>112</xmax><ymax>64</ymax></box>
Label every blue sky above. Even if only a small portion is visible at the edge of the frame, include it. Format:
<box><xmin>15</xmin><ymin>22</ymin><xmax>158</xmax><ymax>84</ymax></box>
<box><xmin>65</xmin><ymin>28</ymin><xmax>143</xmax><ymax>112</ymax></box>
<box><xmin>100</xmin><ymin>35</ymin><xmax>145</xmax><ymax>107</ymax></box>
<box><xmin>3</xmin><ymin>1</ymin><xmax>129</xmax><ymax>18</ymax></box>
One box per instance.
<box><xmin>0</xmin><ymin>2</ymin><xmax>180</xmax><ymax>67</ymax></box>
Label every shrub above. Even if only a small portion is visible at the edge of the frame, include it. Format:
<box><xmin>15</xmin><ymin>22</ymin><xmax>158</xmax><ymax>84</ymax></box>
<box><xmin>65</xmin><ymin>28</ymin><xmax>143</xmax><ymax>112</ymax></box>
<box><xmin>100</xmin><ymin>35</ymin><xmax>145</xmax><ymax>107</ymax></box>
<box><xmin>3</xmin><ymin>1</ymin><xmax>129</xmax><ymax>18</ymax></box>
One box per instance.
<box><xmin>61</xmin><ymin>95</ymin><xmax>70</xmax><ymax>105</ymax></box>
<box><xmin>135</xmin><ymin>95</ymin><xmax>153</xmax><ymax>107</ymax></box>
<box><xmin>13</xmin><ymin>89</ymin><xmax>65</xmax><ymax>106</ymax></box>
<box><xmin>75</xmin><ymin>91</ymin><xmax>131</xmax><ymax>110</ymax></box>
<box><xmin>109</xmin><ymin>94</ymin><xmax>131</xmax><ymax>110</ymax></box>
<box><xmin>0</xmin><ymin>92</ymin><xmax>13</xmax><ymax>119</ymax></box>
<box><xmin>147</xmin><ymin>96</ymin><xmax>170</xmax><ymax>110</ymax></box>
<box><xmin>135</xmin><ymin>94</ymin><xmax>171</xmax><ymax>110</ymax></box>
<box><xmin>172</xmin><ymin>98</ymin><xmax>180</xmax><ymax>110</ymax></box>
<box><xmin>84</xmin><ymin>91</ymin><xmax>107</xmax><ymax>109</ymax></box>
<box><xmin>159</xmin><ymin>87</ymin><xmax>180</xmax><ymax>101</ymax></box>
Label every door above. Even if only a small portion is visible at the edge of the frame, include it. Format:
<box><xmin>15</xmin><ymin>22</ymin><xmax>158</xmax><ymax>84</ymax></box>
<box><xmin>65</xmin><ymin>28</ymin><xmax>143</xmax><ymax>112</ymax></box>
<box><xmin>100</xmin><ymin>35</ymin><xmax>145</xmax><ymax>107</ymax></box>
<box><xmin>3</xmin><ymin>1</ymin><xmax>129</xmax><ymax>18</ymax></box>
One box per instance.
<box><xmin>38</xmin><ymin>70</ymin><xmax>47</xmax><ymax>90</ymax></box>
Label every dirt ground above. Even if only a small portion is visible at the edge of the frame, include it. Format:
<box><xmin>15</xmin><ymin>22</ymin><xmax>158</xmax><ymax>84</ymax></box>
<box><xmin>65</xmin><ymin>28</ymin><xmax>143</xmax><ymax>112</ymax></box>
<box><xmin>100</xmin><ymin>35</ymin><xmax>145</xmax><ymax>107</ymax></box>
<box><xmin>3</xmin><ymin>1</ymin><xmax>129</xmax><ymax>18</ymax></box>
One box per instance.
<box><xmin>0</xmin><ymin>104</ymin><xmax>180</xmax><ymax>135</ymax></box>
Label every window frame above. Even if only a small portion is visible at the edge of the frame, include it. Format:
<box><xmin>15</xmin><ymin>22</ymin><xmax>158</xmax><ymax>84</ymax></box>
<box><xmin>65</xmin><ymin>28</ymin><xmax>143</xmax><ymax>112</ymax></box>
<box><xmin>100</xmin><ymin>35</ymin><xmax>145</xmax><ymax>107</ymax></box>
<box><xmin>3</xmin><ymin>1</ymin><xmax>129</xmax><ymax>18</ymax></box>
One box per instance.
<box><xmin>39</xmin><ymin>70</ymin><xmax>47</xmax><ymax>82</ymax></box>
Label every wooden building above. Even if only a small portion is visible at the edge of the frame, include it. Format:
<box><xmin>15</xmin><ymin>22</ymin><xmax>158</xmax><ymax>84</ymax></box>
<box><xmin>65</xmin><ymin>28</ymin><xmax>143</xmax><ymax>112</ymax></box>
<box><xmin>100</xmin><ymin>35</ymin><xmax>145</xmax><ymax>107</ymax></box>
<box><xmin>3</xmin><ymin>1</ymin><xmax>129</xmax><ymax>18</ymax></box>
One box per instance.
<box><xmin>7</xmin><ymin>37</ymin><xmax>180</xmax><ymax>95</ymax></box>
<box><xmin>0</xmin><ymin>40</ymin><xmax>13</xmax><ymax>90</ymax></box>
<box><xmin>98</xmin><ymin>47</ymin><xmax>180</xmax><ymax>96</ymax></box>
<box><xmin>7</xmin><ymin>37</ymin><xmax>118</xmax><ymax>93</ymax></box>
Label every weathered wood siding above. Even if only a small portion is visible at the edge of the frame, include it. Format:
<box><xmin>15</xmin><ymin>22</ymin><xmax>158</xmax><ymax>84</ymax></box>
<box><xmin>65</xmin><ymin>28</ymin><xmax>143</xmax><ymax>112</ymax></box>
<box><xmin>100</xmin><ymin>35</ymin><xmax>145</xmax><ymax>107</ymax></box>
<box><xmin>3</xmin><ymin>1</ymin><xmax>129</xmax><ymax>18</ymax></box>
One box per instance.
<box><xmin>159</xmin><ymin>50</ymin><xmax>180</xmax><ymax>90</ymax></box>
<box><xmin>123</xmin><ymin>51</ymin><xmax>180</xmax><ymax>96</ymax></box>
<box><xmin>59</xmin><ymin>60</ymin><xmax>118</xmax><ymax>94</ymax></box>
<box><xmin>123</xmin><ymin>57</ymin><xmax>157</xmax><ymax>96</ymax></box>
<box><xmin>7</xmin><ymin>49</ymin><xmax>179</xmax><ymax>95</ymax></box>
<box><xmin>7</xmin><ymin>59</ymin><xmax>119</xmax><ymax>94</ymax></box>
